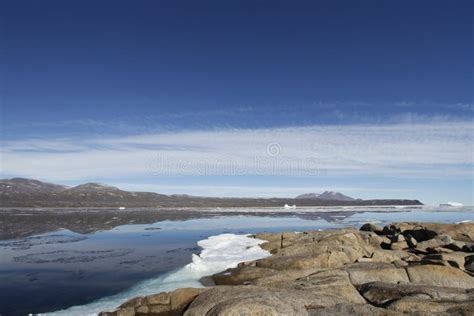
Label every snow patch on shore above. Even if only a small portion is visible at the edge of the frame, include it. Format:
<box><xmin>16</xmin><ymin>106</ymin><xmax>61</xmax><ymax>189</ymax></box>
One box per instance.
<box><xmin>42</xmin><ymin>234</ymin><xmax>270</xmax><ymax>316</ymax></box>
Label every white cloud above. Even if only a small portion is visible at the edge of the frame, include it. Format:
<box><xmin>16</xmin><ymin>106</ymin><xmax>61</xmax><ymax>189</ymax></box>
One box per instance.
<box><xmin>1</xmin><ymin>121</ymin><xmax>473</xmax><ymax>181</ymax></box>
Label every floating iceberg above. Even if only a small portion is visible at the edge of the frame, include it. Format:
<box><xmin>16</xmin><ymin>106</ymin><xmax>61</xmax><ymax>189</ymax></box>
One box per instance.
<box><xmin>284</xmin><ymin>204</ymin><xmax>296</xmax><ymax>209</ymax></box>
<box><xmin>440</xmin><ymin>202</ymin><xmax>463</xmax><ymax>208</ymax></box>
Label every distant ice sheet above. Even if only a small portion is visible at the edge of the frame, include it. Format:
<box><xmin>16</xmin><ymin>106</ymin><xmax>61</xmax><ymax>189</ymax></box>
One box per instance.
<box><xmin>42</xmin><ymin>234</ymin><xmax>270</xmax><ymax>316</ymax></box>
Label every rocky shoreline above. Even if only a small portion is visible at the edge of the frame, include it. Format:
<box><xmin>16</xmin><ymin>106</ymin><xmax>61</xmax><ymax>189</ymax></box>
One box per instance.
<box><xmin>100</xmin><ymin>222</ymin><xmax>474</xmax><ymax>315</ymax></box>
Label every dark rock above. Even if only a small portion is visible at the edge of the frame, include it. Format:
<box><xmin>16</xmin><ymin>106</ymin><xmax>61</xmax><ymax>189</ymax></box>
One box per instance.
<box><xmin>417</xmin><ymin>234</ymin><xmax>454</xmax><ymax>250</ymax></box>
<box><xmin>388</xmin><ymin>234</ymin><xmax>405</xmax><ymax>243</ymax></box>
<box><xmin>424</xmin><ymin>254</ymin><xmax>444</xmax><ymax>261</ymax></box>
<box><xmin>448</xmin><ymin>260</ymin><xmax>461</xmax><ymax>269</ymax></box>
<box><xmin>402</xmin><ymin>228</ymin><xmax>437</xmax><ymax>242</ymax></box>
<box><xmin>382</xmin><ymin>224</ymin><xmax>401</xmax><ymax>236</ymax></box>
<box><xmin>404</xmin><ymin>234</ymin><xmax>418</xmax><ymax>248</ymax></box>
<box><xmin>444</xmin><ymin>240</ymin><xmax>466</xmax><ymax>251</ymax></box>
<box><xmin>360</xmin><ymin>223</ymin><xmax>383</xmax><ymax>235</ymax></box>
<box><xmin>417</xmin><ymin>254</ymin><xmax>462</xmax><ymax>269</ymax></box>
<box><xmin>465</xmin><ymin>255</ymin><xmax>474</xmax><ymax>272</ymax></box>
<box><xmin>463</xmin><ymin>243</ymin><xmax>474</xmax><ymax>252</ymax></box>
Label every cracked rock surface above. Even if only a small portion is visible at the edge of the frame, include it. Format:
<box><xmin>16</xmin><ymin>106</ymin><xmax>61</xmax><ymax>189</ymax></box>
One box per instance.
<box><xmin>100</xmin><ymin>222</ymin><xmax>474</xmax><ymax>316</ymax></box>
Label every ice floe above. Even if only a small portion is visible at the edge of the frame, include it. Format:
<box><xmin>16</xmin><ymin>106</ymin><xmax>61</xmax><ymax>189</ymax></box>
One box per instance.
<box><xmin>0</xmin><ymin>234</ymin><xmax>87</xmax><ymax>250</ymax></box>
<box><xmin>42</xmin><ymin>233</ymin><xmax>270</xmax><ymax>316</ymax></box>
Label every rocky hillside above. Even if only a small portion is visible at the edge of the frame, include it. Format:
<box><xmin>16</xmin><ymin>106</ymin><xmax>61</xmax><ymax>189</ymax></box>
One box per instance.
<box><xmin>0</xmin><ymin>178</ymin><xmax>423</xmax><ymax>207</ymax></box>
<box><xmin>68</xmin><ymin>183</ymin><xmax>122</xmax><ymax>192</ymax></box>
<box><xmin>102</xmin><ymin>222</ymin><xmax>474</xmax><ymax>315</ymax></box>
<box><xmin>0</xmin><ymin>178</ymin><xmax>169</xmax><ymax>207</ymax></box>
<box><xmin>0</xmin><ymin>178</ymin><xmax>69</xmax><ymax>194</ymax></box>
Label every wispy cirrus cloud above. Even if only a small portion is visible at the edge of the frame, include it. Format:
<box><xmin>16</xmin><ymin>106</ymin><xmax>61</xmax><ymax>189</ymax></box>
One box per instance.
<box><xmin>6</xmin><ymin>101</ymin><xmax>473</xmax><ymax>139</ymax></box>
<box><xmin>1</xmin><ymin>120</ymin><xmax>472</xmax><ymax>182</ymax></box>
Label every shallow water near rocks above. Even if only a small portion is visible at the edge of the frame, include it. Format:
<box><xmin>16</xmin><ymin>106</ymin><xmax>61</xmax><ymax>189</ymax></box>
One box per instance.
<box><xmin>0</xmin><ymin>207</ymin><xmax>472</xmax><ymax>315</ymax></box>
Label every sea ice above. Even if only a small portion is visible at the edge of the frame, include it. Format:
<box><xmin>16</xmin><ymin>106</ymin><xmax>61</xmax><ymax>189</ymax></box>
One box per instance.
<box><xmin>42</xmin><ymin>233</ymin><xmax>270</xmax><ymax>316</ymax></box>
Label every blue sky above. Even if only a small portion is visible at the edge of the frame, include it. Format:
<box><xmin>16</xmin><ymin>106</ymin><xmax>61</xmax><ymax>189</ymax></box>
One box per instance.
<box><xmin>1</xmin><ymin>0</ymin><xmax>473</xmax><ymax>204</ymax></box>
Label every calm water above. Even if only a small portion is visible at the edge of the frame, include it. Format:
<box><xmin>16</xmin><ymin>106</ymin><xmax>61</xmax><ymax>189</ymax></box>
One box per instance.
<box><xmin>0</xmin><ymin>207</ymin><xmax>472</xmax><ymax>315</ymax></box>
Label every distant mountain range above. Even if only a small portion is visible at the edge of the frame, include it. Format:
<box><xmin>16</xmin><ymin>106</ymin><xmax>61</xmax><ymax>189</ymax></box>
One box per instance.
<box><xmin>0</xmin><ymin>178</ymin><xmax>69</xmax><ymax>194</ymax></box>
<box><xmin>295</xmin><ymin>191</ymin><xmax>355</xmax><ymax>201</ymax></box>
<box><xmin>0</xmin><ymin>178</ymin><xmax>423</xmax><ymax>207</ymax></box>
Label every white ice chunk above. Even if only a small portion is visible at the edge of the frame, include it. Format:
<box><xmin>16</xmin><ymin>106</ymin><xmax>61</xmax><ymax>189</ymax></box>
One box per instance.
<box><xmin>42</xmin><ymin>233</ymin><xmax>270</xmax><ymax>316</ymax></box>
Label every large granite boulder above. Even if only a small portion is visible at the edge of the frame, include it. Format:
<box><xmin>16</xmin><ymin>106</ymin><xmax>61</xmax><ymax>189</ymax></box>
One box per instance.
<box><xmin>184</xmin><ymin>286</ymin><xmax>308</xmax><ymax>316</ymax></box>
<box><xmin>254</xmin><ymin>230</ymin><xmax>379</xmax><ymax>271</ymax></box>
<box><xmin>184</xmin><ymin>280</ymin><xmax>365</xmax><ymax>316</ymax></box>
<box><xmin>308</xmin><ymin>303</ymin><xmax>397</xmax><ymax>316</ymax></box>
<box><xmin>405</xmin><ymin>264</ymin><xmax>474</xmax><ymax>289</ymax></box>
<box><xmin>416</xmin><ymin>234</ymin><xmax>454</xmax><ymax>251</ymax></box>
<box><xmin>422</xmin><ymin>223</ymin><xmax>474</xmax><ymax>243</ymax></box>
<box><xmin>341</xmin><ymin>262</ymin><xmax>410</xmax><ymax>286</ymax></box>
<box><xmin>385</xmin><ymin>297</ymin><xmax>474</xmax><ymax>314</ymax></box>
<box><xmin>255</xmin><ymin>251</ymin><xmax>352</xmax><ymax>270</ymax></box>
<box><xmin>359</xmin><ymin>281</ymin><xmax>474</xmax><ymax>305</ymax></box>
<box><xmin>272</xmin><ymin>269</ymin><xmax>366</xmax><ymax>305</ymax></box>
<box><xmin>99</xmin><ymin>288</ymin><xmax>206</xmax><ymax>316</ymax></box>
